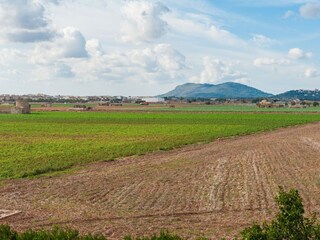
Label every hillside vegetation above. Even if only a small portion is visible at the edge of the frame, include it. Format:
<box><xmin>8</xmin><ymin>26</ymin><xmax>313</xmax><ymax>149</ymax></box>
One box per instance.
<box><xmin>159</xmin><ymin>82</ymin><xmax>272</xmax><ymax>98</ymax></box>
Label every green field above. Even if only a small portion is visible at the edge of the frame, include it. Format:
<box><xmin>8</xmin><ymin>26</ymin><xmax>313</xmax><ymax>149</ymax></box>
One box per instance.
<box><xmin>27</xmin><ymin>103</ymin><xmax>320</xmax><ymax>112</ymax></box>
<box><xmin>119</xmin><ymin>104</ymin><xmax>320</xmax><ymax>112</ymax></box>
<box><xmin>0</xmin><ymin>112</ymin><xmax>320</xmax><ymax>179</ymax></box>
<box><xmin>30</xmin><ymin>103</ymin><xmax>97</xmax><ymax>108</ymax></box>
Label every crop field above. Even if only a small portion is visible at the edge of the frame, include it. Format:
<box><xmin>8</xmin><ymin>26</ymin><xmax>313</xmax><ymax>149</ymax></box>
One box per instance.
<box><xmin>142</xmin><ymin>104</ymin><xmax>320</xmax><ymax>112</ymax></box>
<box><xmin>1</xmin><ymin>121</ymin><xmax>320</xmax><ymax>239</ymax></box>
<box><xmin>0</xmin><ymin>112</ymin><xmax>320</xmax><ymax>179</ymax></box>
<box><xmin>31</xmin><ymin>103</ymin><xmax>320</xmax><ymax>113</ymax></box>
<box><xmin>31</xmin><ymin>103</ymin><xmax>98</xmax><ymax>108</ymax></box>
<box><xmin>101</xmin><ymin>104</ymin><xmax>320</xmax><ymax>113</ymax></box>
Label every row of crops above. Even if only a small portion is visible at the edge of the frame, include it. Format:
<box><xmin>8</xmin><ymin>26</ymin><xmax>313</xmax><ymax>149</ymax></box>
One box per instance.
<box><xmin>0</xmin><ymin>112</ymin><xmax>319</xmax><ymax>179</ymax></box>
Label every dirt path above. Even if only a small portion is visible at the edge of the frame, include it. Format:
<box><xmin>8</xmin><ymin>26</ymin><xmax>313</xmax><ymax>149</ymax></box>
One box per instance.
<box><xmin>1</xmin><ymin>123</ymin><xmax>320</xmax><ymax>239</ymax></box>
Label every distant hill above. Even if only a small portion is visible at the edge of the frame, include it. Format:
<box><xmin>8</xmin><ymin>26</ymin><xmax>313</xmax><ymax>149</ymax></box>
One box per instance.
<box><xmin>159</xmin><ymin>82</ymin><xmax>273</xmax><ymax>99</ymax></box>
<box><xmin>275</xmin><ymin>89</ymin><xmax>320</xmax><ymax>101</ymax></box>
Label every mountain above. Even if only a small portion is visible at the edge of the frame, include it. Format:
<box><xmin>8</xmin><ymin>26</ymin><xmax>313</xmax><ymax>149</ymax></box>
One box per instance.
<box><xmin>275</xmin><ymin>89</ymin><xmax>320</xmax><ymax>101</ymax></box>
<box><xmin>159</xmin><ymin>82</ymin><xmax>273</xmax><ymax>99</ymax></box>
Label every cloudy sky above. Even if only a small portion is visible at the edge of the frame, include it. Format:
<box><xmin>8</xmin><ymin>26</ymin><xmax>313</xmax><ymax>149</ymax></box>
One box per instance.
<box><xmin>0</xmin><ymin>0</ymin><xmax>319</xmax><ymax>96</ymax></box>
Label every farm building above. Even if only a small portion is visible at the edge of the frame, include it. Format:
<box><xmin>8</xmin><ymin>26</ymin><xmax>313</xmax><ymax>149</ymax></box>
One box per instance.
<box><xmin>256</xmin><ymin>100</ymin><xmax>273</xmax><ymax>108</ymax></box>
<box><xmin>11</xmin><ymin>100</ymin><xmax>31</xmax><ymax>114</ymax></box>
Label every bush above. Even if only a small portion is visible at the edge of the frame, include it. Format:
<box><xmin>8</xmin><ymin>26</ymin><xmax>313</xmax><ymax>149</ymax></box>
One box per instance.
<box><xmin>124</xmin><ymin>231</ymin><xmax>183</xmax><ymax>240</ymax></box>
<box><xmin>0</xmin><ymin>225</ymin><xmax>106</xmax><ymax>240</ymax></box>
<box><xmin>240</xmin><ymin>187</ymin><xmax>320</xmax><ymax>240</ymax></box>
<box><xmin>0</xmin><ymin>224</ymin><xmax>18</xmax><ymax>239</ymax></box>
<box><xmin>0</xmin><ymin>227</ymin><xmax>186</xmax><ymax>240</ymax></box>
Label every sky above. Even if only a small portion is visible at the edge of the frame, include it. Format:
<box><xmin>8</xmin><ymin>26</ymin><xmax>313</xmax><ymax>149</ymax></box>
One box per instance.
<box><xmin>0</xmin><ymin>0</ymin><xmax>319</xmax><ymax>96</ymax></box>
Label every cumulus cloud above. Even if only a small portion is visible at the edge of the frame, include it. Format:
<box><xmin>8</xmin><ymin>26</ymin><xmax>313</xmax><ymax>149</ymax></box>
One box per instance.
<box><xmin>72</xmin><ymin>44</ymin><xmax>187</xmax><ymax>83</ymax></box>
<box><xmin>305</xmin><ymin>67</ymin><xmax>320</xmax><ymax>78</ymax></box>
<box><xmin>288</xmin><ymin>48</ymin><xmax>312</xmax><ymax>60</ymax></box>
<box><xmin>121</xmin><ymin>0</ymin><xmax>170</xmax><ymax>43</ymax></box>
<box><xmin>253</xmin><ymin>57</ymin><xmax>291</xmax><ymax>67</ymax></box>
<box><xmin>0</xmin><ymin>0</ymin><xmax>55</xmax><ymax>42</ymax></box>
<box><xmin>300</xmin><ymin>2</ymin><xmax>320</xmax><ymax>19</ymax></box>
<box><xmin>53</xmin><ymin>62</ymin><xmax>75</xmax><ymax>78</ymax></box>
<box><xmin>252</xmin><ymin>34</ymin><xmax>275</xmax><ymax>47</ymax></box>
<box><xmin>31</xmin><ymin>27</ymin><xmax>88</xmax><ymax>64</ymax></box>
<box><xmin>191</xmin><ymin>57</ymin><xmax>248</xmax><ymax>84</ymax></box>
<box><xmin>33</xmin><ymin>61</ymin><xmax>75</xmax><ymax>81</ymax></box>
<box><xmin>0</xmin><ymin>48</ymin><xmax>25</xmax><ymax>66</ymax></box>
<box><xmin>130</xmin><ymin>44</ymin><xmax>186</xmax><ymax>73</ymax></box>
<box><xmin>72</xmin><ymin>54</ymin><xmax>115</xmax><ymax>82</ymax></box>
<box><xmin>86</xmin><ymin>39</ymin><xmax>105</xmax><ymax>57</ymax></box>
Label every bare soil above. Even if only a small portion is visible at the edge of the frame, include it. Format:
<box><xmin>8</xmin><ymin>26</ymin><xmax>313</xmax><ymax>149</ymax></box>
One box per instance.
<box><xmin>1</xmin><ymin>123</ymin><xmax>320</xmax><ymax>239</ymax></box>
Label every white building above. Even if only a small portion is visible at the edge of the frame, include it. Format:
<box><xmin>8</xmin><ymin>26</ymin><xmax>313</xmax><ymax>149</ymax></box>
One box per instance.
<box><xmin>141</xmin><ymin>97</ymin><xmax>165</xmax><ymax>103</ymax></box>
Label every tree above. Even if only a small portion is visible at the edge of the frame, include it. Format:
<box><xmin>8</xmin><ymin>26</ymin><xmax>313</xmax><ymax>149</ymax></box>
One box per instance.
<box><xmin>313</xmin><ymin>102</ymin><xmax>319</xmax><ymax>107</ymax></box>
<box><xmin>241</xmin><ymin>187</ymin><xmax>319</xmax><ymax>240</ymax></box>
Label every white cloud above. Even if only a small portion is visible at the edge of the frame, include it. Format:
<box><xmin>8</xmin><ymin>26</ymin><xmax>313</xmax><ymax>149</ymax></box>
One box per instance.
<box><xmin>191</xmin><ymin>57</ymin><xmax>248</xmax><ymax>84</ymax></box>
<box><xmin>0</xmin><ymin>48</ymin><xmax>25</xmax><ymax>66</ymax></box>
<box><xmin>220</xmin><ymin>0</ymin><xmax>312</xmax><ymax>7</ymax></box>
<box><xmin>0</xmin><ymin>48</ymin><xmax>25</xmax><ymax>81</ymax></box>
<box><xmin>252</xmin><ymin>34</ymin><xmax>275</xmax><ymax>47</ymax></box>
<box><xmin>121</xmin><ymin>0</ymin><xmax>170</xmax><ymax>43</ymax></box>
<box><xmin>254</xmin><ymin>48</ymin><xmax>311</xmax><ymax>69</ymax></box>
<box><xmin>53</xmin><ymin>62</ymin><xmax>75</xmax><ymax>78</ymax></box>
<box><xmin>33</xmin><ymin>61</ymin><xmax>74</xmax><ymax>81</ymax></box>
<box><xmin>0</xmin><ymin>0</ymin><xmax>55</xmax><ymax>42</ymax></box>
<box><xmin>288</xmin><ymin>48</ymin><xmax>312</xmax><ymax>60</ymax></box>
<box><xmin>233</xmin><ymin>78</ymin><xmax>249</xmax><ymax>84</ymax></box>
<box><xmin>31</xmin><ymin>27</ymin><xmax>88</xmax><ymax>64</ymax></box>
<box><xmin>253</xmin><ymin>57</ymin><xmax>291</xmax><ymax>67</ymax></box>
<box><xmin>72</xmin><ymin>44</ymin><xmax>187</xmax><ymax>83</ymax></box>
<box><xmin>282</xmin><ymin>10</ymin><xmax>296</xmax><ymax>19</ymax></box>
<box><xmin>300</xmin><ymin>2</ymin><xmax>320</xmax><ymax>18</ymax></box>
<box><xmin>305</xmin><ymin>67</ymin><xmax>319</xmax><ymax>78</ymax></box>
<box><xmin>166</xmin><ymin>13</ymin><xmax>246</xmax><ymax>47</ymax></box>
<box><xmin>130</xmin><ymin>44</ymin><xmax>187</xmax><ymax>73</ymax></box>
<box><xmin>86</xmin><ymin>39</ymin><xmax>105</xmax><ymax>57</ymax></box>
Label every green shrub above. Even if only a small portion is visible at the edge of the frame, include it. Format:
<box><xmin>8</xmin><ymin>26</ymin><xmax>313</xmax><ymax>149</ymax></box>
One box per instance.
<box><xmin>241</xmin><ymin>224</ymin><xmax>267</xmax><ymax>240</ymax></box>
<box><xmin>124</xmin><ymin>231</ymin><xmax>183</xmax><ymax>240</ymax></box>
<box><xmin>240</xmin><ymin>187</ymin><xmax>320</xmax><ymax>240</ymax></box>
<box><xmin>0</xmin><ymin>225</ymin><xmax>106</xmax><ymax>240</ymax></box>
<box><xmin>0</xmin><ymin>224</ymin><xmax>18</xmax><ymax>239</ymax></box>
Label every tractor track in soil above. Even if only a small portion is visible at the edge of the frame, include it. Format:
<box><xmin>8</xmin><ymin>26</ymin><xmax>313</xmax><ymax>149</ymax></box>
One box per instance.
<box><xmin>1</xmin><ymin>122</ymin><xmax>320</xmax><ymax>239</ymax></box>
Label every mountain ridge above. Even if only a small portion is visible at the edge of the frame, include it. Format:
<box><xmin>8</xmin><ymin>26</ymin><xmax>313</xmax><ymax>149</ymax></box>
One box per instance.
<box><xmin>275</xmin><ymin>89</ymin><xmax>320</xmax><ymax>100</ymax></box>
<box><xmin>159</xmin><ymin>82</ymin><xmax>273</xmax><ymax>99</ymax></box>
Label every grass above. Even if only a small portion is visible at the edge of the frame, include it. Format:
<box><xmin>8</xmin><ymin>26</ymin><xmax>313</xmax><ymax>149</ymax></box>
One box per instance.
<box><xmin>0</xmin><ymin>225</ymin><xmax>185</xmax><ymax>240</ymax></box>
<box><xmin>0</xmin><ymin>111</ymin><xmax>319</xmax><ymax>179</ymax></box>
<box><xmin>30</xmin><ymin>103</ymin><xmax>97</xmax><ymax>108</ymax></box>
<box><xmin>119</xmin><ymin>104</ymin><xmax>320</xmax><ymax>112</ymax></box>
<box><xmin>29</xmin><ymin>102</ymin><xmax>320</xmax><ymax>112</ymax></box>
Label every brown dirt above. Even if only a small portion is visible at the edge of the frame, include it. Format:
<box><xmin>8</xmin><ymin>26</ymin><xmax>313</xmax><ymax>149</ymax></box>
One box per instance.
<box><xmin>1</xmin><ymin>123</ymin><xmax>320</xmax><ymax>239</ymax></box>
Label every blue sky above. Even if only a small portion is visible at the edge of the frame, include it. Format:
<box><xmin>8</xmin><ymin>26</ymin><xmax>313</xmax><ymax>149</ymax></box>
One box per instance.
<box><xmin>0</xmin><ymin>0</ymin><xmax>319</xmax><ymax>96</ymax></box>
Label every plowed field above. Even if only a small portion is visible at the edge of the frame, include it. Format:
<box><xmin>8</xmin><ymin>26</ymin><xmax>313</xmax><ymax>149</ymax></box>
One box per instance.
<box><xmin>1</xmin><ymin>123</ymin><xmax>320</xmax><ymax>239</ymax></box>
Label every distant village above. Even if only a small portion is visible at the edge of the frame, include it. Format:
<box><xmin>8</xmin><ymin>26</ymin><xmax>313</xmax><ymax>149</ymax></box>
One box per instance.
<box><xmin>0</xmin><ymin>91</ymin><xmax>319</xmax><ymax>114</ymax></box>
<box><xmin>0</xmin><ymin>94</ymin><xmax>164</xmax><ymax>104</ymax></box>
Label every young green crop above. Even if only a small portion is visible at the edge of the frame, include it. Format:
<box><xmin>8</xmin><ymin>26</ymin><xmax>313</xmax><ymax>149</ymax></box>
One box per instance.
<box><xmin>120</xmin><ymin>104</ymin><xmax>320</xmax><ymax>112</ymax></box>
<box><xmin>0</xmin><ymin>112</ymin><xmax>319</xmax><ymax>179</ymax></box>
